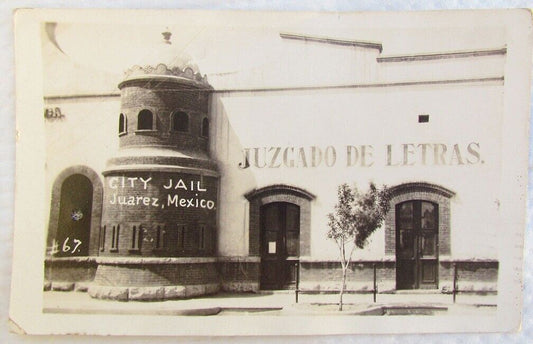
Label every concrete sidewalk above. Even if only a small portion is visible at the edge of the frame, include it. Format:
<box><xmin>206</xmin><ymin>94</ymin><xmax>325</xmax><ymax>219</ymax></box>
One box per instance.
<box><xmin>43</xmin><ymin>290</ymin><xmax>497</xmax><ymax>316</ymax></box>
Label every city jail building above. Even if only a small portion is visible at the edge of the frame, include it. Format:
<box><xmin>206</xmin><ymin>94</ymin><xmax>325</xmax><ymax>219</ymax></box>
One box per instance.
<box><xmin>43</xmin><ymin>26</ymin><xmax>501</xmax><ymax>301</ymax></box>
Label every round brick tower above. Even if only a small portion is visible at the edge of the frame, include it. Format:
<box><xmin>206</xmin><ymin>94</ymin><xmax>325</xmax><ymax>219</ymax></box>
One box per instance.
<box><xmin>89</xmin><ymin>31</ymin><xmax>220</xmax><ymax>301</ymax></box>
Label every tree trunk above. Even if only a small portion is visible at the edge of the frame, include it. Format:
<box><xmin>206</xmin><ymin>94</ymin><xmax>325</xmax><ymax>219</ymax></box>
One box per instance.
<box><xmin>339</xmin><ymin>266</ymin><xmax>347</xmax><ymax>311</ymax></box>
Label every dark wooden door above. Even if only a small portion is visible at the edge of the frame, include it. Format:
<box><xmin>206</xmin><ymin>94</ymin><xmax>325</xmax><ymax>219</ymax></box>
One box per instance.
<box><xmin>396</xmin><ymin>201</ymin><xmax>438</xmax><ymax>289</ymax></box>
<box><xmin>55</xmin><ymin>174</ymin><xmax>93</xmax><ymax>256</ymax></box>
<box><xmin>260</xmin><ymin>202</ymin><xmax>300</xmax><ymax>290</ymax></box>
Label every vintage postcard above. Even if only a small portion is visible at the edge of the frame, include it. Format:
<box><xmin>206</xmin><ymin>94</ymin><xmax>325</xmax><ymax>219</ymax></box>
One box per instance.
<box><xmin>10</xmin><ymin>8</ymin><xmax>532</xmax><ymax>336</ymax></box>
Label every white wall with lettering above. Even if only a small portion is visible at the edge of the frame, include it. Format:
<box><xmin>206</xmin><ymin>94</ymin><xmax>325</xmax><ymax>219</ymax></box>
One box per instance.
<box><xmin>213</xmin><ymin>82</ymin><xmax>503</xmax><ymax>259</ymax></box>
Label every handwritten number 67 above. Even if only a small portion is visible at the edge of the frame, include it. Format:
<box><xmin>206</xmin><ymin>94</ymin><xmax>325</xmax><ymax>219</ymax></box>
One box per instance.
<box><xmin>62</xmin><ymin>237</ymin><xmax>82</xmax><ymax>253</ymax></box>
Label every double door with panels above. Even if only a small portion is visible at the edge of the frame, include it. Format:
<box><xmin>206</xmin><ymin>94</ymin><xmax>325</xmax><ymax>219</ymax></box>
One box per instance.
<box><xmin>396</xmin><ymin>200</ymin><xmax>439</xmax><ymax>289</ymax></box>
<box><xmin>260</xmin><ymin>202</ymin><xmax>300</xmax><ymax>290</ymax></box>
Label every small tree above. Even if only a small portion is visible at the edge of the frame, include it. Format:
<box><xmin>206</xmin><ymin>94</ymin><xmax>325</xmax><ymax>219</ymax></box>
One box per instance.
<box><xmin>327</xmin><ymin>182</ymin><xmax>390</xmax><ymax>311</ymax></box>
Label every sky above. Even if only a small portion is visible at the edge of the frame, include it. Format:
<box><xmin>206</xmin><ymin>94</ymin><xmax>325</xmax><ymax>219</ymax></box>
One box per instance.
<box><xmin>42</xmin><ymin>10</ymin><xmax>507</xmax><ymax>95</ymax></box>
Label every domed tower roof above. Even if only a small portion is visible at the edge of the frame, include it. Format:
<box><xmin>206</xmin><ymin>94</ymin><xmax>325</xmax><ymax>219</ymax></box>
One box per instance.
<box><xmin>119</xmin><ymin>30</ymin><xmax>210</xmax><ymax>89</ymax></box>
<box><xmin>110</xmin><ymin>28</ymin><xmax>215</xmax><ymax>169</ymax></box>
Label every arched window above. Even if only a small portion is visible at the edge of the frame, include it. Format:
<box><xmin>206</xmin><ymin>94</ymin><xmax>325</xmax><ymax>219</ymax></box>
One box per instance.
<box><xmin>172</xmin><ymin>111</ymin><xmax>189</xmax><ymax>132</ymax></box>
<box><xmin>137</xmin><ymin>110</ymin><xmax>153</xmax><ymax>130</ymax></box>
<box><xmin>201</xmin><ymin>117</ymin><xmax>209</xmax><ymax>138</ymax></box>
<box><xmin>384</xmin><ymin>182</ymin><xmax>455</xmax><ymax>290</ymax></box>
<box><xmin>118</xmin><ymin>113</ymin><xmax>126</xmax><ymax>134</ymax></box>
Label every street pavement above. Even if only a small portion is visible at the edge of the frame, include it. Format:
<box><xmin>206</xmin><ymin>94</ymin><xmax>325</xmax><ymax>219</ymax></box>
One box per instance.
<box><xmin>43</xmin><ymin>290</ymin><xmax>497</xmax><ymax>316</ymax></box>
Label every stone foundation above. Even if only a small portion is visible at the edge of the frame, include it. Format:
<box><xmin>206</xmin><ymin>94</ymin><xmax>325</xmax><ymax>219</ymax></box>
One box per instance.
<box><xmin>92</xmin><ymin>257</ymin><xmax>218</xmax><ymax>285</ymax></box>
<box><xmin>44</xmin><ymin>257</ymin><xmax>97</xmax><ymax>283</ymax></box>
<box><xmin>87</xmin><ymin>257</ymin><xmax>219</xmax><ymax>300</ymax></box>
<box><xmin>87</xmin><ymin>283</ymin><xmax>220</xmax><ymax>301</ymax></box>
<box><xmin>44</xmin><ymin>256</ymin><xmax>499</xmax><ymax>298</ymax></box>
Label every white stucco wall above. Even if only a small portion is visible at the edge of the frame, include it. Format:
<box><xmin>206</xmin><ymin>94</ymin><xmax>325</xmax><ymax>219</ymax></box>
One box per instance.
<box><xmin>212</xmin><ymin>82</ymin><xmax>503</xmax><ymax>260</ymax></box>
<box><xmin>43</xmin><ymin>97</ymin><xmax>121</xmax><ymax>227</ymax></box>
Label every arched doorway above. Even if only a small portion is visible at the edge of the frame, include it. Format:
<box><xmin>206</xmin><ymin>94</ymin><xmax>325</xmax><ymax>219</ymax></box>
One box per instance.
<box><xmin>260</xmin><ymin>202</ymin><xmax>300</xmax><ymax>290</ymax></box>
<box><xmin>245</xmin><ymin>184</ymin><xmax>315</xmax><ymax>290</ymax></box>
<box><xmin>396</xmin><ymin>200</ymin><xmax>439</xmax><ymax>289</ymax></box>
<box><xmin>47</xmin><ymin>166</ymin><xmax>103</xmax><ymax>257</ymax></box>
<box><xmin>54</xmin><ymin>174</ymin><xmax>93</xmax><ymax>256</ymax></box>
<box><xmin>385</xmin><ymin>182</ymin><xmax>455</xmax><ymax>291</ymax></box>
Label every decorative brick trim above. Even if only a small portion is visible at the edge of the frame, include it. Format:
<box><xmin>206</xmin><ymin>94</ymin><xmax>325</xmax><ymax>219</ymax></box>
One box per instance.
<box><xmin>246</xmin><ymin>184</ymin><xmax>314</xmax><ymax>256</ymax></box>
<box><xmin>244</xmin><ymin>184</ymin><xmax>315</xmax><ymax>201</ymax></box>
<box><xmin>46</xmin><ymin>166</ymin><xmax>103</xmax><ymax>257</ymax></box>
<box><xmin>389</xmin><ymin>182</ymin><xmax>455</xmax><ymax>198</ymax></box>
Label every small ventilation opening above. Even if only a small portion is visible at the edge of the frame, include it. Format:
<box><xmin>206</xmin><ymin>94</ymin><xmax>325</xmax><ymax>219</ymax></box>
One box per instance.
<box><xmin>418</xmin><ymin>114</ymin><xmax>429</xmax><ymax>123</ymax></box>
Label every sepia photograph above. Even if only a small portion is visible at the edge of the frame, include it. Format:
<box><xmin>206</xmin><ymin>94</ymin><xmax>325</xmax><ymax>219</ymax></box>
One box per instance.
<box><xmin>9</xmin><ymin>8</ymin><xmax>532</xmax><ymax>337</ymax></box>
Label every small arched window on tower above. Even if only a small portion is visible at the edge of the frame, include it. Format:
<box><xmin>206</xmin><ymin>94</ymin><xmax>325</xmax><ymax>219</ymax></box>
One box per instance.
<box><xmin>137</xmin><ymin>109</ymin><xmax>154</xmax><ymax>130</ymax></box>
<box><xmin>172</xmin><ymin>111</ymin><xmax>189</xmax><ymax>132</ymax></box>
<box><xmin>201</xmin><ymin>117</ymin><xmax>209</xmax><ymax>138</ymax></box>
<box><xmin>118</xmin><ymin>113</ymin><xmax>127</xmax><ymax>135</ymax></box>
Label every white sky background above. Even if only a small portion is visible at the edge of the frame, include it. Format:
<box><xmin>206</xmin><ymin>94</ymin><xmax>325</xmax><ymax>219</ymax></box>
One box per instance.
<box><xmin>3</xmin><ymin>1</ymin><xmax>533</xmax><ymax>344</ymax></box>
<box><xmin>43</xmin><ymin>13</ymin><xmax>506</xmax><ymax>94</ymax></box>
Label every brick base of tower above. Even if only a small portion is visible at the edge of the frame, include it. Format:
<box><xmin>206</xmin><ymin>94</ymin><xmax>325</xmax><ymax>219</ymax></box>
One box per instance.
<box><xmin>87</xmin><ymin>257</ymin><xmax>219</xmax><ymax>301</ymax></box>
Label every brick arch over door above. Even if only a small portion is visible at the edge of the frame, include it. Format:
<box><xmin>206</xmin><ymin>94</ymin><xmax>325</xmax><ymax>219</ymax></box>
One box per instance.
<box><xmin>385</xmin><ymin>182</ymin><xmax>455</xmax><ymax>256</ymax></box>
<box><xmin>245</xmin><ymin>185</ymin><xmax>315</xmax><ymax>256</ymax></box>
<box><xmin>47</xmin><ymin>166</ymin><xmax>103</xmax><ymax>256</ymax></box>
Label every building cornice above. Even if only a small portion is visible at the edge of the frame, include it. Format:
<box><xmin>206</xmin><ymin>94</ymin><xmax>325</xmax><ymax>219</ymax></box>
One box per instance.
<box><xmin>44</xmin><ymin>76</ymin><xmax>504</xmax><ymax>101</ymax></box>
<box><xmin>377</xmin><ymin>47</ymin><xmax>507</xmax><ymax>63</ymax></box>
<box><xmin>280</xmin><ymin>32</ymin><xmax>383</xmax><ymax>52</ymax></box>
<box><xmin>44</xmin><ymin>92</ymin><xmax>120</xmax><ymax>101</ymax></box>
